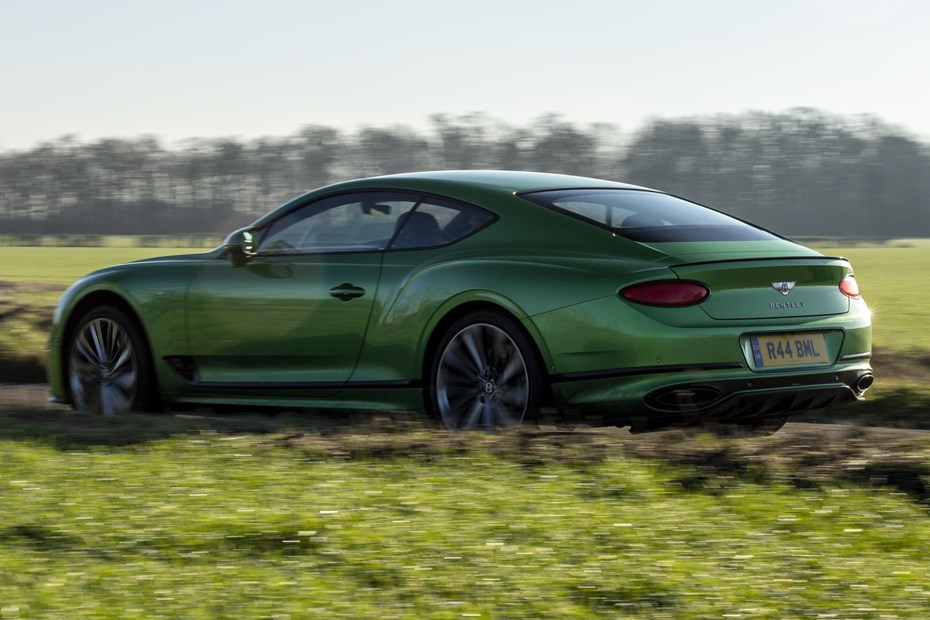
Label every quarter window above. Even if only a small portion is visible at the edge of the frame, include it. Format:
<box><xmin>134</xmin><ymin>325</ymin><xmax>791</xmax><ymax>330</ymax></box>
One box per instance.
<box><xmin>389</xmin><ymin>197</ymin><xmax>494</xmax><ymax>250</ymax></box>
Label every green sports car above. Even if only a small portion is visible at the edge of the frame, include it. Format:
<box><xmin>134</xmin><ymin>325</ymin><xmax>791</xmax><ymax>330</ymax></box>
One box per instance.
<box><xmin>47</xmin><ymin>170</ymin><xmax>873</xmax><ymax>432</ymax></box>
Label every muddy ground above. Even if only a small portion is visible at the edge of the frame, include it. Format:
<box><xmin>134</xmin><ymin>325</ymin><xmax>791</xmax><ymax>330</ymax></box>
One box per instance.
<box><xmin>3</xmin><ymin>382</ymin><xmax>929</xmax><ymax>506</ymax></box>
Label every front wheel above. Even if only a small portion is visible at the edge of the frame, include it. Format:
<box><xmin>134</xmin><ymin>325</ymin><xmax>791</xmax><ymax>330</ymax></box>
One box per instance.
<box><xmin>67</xmin><ymin>305</ymin><xmax>156</xmax><ymax>415</ymax></box>
<box><xmin>427</xmin><ymin>311</ymin><xmax>544</xmax><ymax>429</ymax></box>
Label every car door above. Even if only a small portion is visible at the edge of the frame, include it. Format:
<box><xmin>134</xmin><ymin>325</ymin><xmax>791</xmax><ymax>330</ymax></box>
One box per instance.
<box><xmin>185</xmin><ymin>191</ymin><xmax>418</xmax><ymax>388</ymax></box>
<box><xmin>350</xmin><ymin>195</ymin><xmax>497</xmax><ymax>383</ymax></box>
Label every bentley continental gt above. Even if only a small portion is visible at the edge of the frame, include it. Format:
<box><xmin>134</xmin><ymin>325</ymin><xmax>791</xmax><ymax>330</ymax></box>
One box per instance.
<box><xmin>48</xmin><ymin>170</ymin><xmax>873</xmax><ymax>432</ymax></box>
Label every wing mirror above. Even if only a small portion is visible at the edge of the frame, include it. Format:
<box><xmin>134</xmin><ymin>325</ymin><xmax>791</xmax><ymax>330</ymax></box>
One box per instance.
<box><xmin>223</xmin><ymin>227</ymin><xmax>257</xmax><ymax>267</ymax></box>
<box><xmin>362</xmin><ymin>202</ymin><xmax>391</xmax><ymax>215</ymax></box>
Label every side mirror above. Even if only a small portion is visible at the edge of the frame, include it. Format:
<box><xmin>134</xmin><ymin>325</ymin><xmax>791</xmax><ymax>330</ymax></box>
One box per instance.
<box><xmin>362</xmin><ymin>203</ymin><xmax>391</xmax><ymax>216</ymax></box>
<box><xmin>223</xmin><ymin>228</ymin><xmax>257</xmax><ymax>267</ymax></box>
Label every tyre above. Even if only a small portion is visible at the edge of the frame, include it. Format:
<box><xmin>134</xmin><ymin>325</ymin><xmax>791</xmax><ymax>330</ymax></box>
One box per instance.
<box><xmin>427</xmin><ymin>310</ymin><xmax>544</xmax><ymax>429</ymax></box>
<box><xmin>67</xmin><ymin>305</ymin><xmax>157</xmax><ymax>415</ymax></box>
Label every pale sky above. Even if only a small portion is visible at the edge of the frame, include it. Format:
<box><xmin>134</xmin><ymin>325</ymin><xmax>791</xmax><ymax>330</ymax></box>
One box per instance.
<box><xmin>2</xmin><ymin>0</ymin><xmax>928</xmax><ymax>150</ymax></box>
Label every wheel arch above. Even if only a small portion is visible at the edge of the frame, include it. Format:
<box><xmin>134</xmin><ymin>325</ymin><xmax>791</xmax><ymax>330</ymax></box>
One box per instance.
<box><xmin>60</xmin><ymin>290</ymin><xmax>157</xmax><ymax>400</ymax></box>
<box><xmin>419</xmin><ymin>298</ymin><xmax>555</xmax><ymax>396</ymax></box>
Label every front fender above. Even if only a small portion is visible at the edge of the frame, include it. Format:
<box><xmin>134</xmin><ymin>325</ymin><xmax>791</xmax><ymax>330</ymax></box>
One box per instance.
<box><xmin>48</xmin><ymin>264</ymin><xmax>194</xmax><ymax>401</ymax></box>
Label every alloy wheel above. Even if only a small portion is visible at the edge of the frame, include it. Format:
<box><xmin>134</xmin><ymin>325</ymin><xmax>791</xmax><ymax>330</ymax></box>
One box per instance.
<box><xmin>435</xmin><ymin>322</ymin><xmax>529</xmax><ymax>428</ymax></box>
<box><xmin>68</xmin><ymin>317</ymin><xmax>138</xmax><ymax>415</ymax></box>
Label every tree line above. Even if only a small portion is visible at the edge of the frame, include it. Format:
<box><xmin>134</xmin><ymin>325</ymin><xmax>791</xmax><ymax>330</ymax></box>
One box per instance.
<box><xmin>1</xmin><ymin>109</ymin><xmax>927</xmax><ymax>238</ymax></box>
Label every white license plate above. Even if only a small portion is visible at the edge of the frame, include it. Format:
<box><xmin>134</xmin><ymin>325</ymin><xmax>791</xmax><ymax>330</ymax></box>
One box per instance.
<box><xmin>751</xmin><ymin>333</ymin><xmax>828</xmax><ymax>367</ymax></box>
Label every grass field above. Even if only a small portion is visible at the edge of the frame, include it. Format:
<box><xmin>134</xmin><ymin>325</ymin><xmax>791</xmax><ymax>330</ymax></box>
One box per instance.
<box><xmin>0</xmin><ymin>246</ymin><xmax>211</xmax><ymax>381</ymax></box>
<box><xmin>795</xmin><ymin>239</ymin><xmax>930</xmax><ymax>424</ymax></box>
<box><xmin>814</xmin><ymin>239</ymin><xmax>930</xmax><ymax>354</ymax></box>
<box><xmin>3</xmin><ymin>414</ymin><xmax>930</xmax><ymax>618</ymax></box>
<box><xmin>3</xmin><ymin>240</ymin><xmax>927</xmax><ymax>346</ymax></box>
<box><xmin>2</xmin><ymin>239</ymin><xmax>930</xmax><ymax>617</ymax></box>
<box><xmin>1</xmin><ymin>239</ymin><xmax>928</xmax><ymax>406</ymax></box>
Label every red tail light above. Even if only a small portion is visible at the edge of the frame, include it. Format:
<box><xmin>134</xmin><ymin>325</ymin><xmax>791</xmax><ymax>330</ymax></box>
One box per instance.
<box><xmin>839</xmin><ymin>275</ymin><xmax>860</xmax><ymax>299</ymax></box>
<box><xmin>620</xmin><ymin>281</ymin><xmax>710</xmax><ymax>307</ymax></box>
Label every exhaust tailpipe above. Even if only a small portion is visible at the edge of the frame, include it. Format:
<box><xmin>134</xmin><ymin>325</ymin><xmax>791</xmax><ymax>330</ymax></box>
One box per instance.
<box><xmin>855</xmin><ymin>373</ymin><xmax>874</xmax><ymax>393</ymax></box>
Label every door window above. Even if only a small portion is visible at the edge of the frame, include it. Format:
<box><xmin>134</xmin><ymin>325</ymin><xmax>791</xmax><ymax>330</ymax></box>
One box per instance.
<box><xmin>260</xmin><ymin>192</ymin><xmax>418</xmax><ymax>254</ymax></box>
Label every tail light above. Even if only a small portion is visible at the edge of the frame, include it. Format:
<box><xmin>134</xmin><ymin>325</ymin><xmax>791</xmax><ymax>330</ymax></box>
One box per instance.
<box><xmin>620</xmin><ymin>280</ymin><xmax>710</xmax><ymax>307</ymax></box>
<box><xmin>839</xmin><ymin>275</ymin><xmax>860</xmax><ymax>299</ymax></box>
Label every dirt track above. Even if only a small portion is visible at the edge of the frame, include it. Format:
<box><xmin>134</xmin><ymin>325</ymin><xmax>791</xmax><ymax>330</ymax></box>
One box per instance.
<box><xmin>5</xmin><ymin>381</ymin><xmax>930</xmax><ymax>506</ymax></box>
<box><xmin>0</xmin><ymin>383</ymin><xmax>66</xmax><ymax>409</ymax></box>
<box><xmin>2</xmin><ymin>382</ymin><xmax>926</xmax><ymax>441</ymax></box>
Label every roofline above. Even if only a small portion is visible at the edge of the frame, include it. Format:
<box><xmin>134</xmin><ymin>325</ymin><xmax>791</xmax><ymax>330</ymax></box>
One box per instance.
<box><xmin>356</xmin><ymin>170</ymin><xmax>653</xmax><ymax>193</ymax></box>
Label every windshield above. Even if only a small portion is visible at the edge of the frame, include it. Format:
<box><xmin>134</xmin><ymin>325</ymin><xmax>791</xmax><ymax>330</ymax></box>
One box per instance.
<box><xmin>520</xmin><ymin>189</ymin><xmax>781</xmax><ymax>242</ymax></box>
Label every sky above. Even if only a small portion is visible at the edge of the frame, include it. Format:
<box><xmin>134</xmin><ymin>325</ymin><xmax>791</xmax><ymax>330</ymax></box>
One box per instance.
<box><xmin>2</xmin><ymin>0</ymin><xmax>929</xmax><ymax>150</ymax></box>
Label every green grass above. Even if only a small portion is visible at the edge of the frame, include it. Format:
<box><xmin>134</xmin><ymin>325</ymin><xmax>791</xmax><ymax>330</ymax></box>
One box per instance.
<box><xmin>3</xmin><ymin>418</ymin><xmax>930</xmax><ymax>618</ymax></box>
<box><xmin>0</xmin><ymin>246</ymin><xmax>210</xmax><ymax>286</ymax></box>
<box><xmin>3</xmin><ymin>239</ymin><xmax>930</xmax><ymax>617</ymax></box>
<box><xmin>2</xmin><ymin>240</ymin><xmax>927</xmax><ymax>346</ymax></box>
<box><xmin>815</xmin><ymin>240</ymin><xmax>930</xmax><ymax>354</ymax></box>
<box><xmin>0</xmin><ymin>246</ymin><xmax>210</xmax><ymax>381</ymax></box>
<box><xmin>1</xmin><ymin>238</ymin><xmax>928</xmax><ymax>403</ymax></box>
<box><xmin>0</xmin><ymin>234</ymin><xmax>221</xmax><ymax>249</ymax></box>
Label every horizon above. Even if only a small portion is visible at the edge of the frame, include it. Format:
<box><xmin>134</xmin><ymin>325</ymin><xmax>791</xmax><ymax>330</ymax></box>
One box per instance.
<box><xmin>3</xmin><ymin>0</ymin><xmax>929</xmax><ymax>151</ymax></box>
<box><xmin>0</xmin><ymin>106</ymin><xmax>924</xmax><ymax>154</ymax></box>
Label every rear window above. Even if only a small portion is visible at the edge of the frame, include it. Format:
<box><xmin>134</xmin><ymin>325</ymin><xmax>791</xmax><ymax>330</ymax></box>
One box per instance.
<box><xmin>520</xmin><ymin>189</ymin><xmax>780</xmax><ymax>242</ymax></box>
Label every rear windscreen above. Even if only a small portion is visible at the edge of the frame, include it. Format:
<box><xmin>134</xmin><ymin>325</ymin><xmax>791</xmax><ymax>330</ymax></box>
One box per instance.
<box><xmin>520</xmin><ymin>189</ymin><xmax>780</xmax><ymax>242</ymax></box>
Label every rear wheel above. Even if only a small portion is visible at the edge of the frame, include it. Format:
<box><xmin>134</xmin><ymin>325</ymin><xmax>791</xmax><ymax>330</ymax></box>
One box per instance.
<box><xmin>428</xmin><ymin>311</ymin><xmax>543</xmax><ymax>429</ymax></box>
<box><xmin>67</xmin><ymin>305</ymin><xmax>156</xmax><ymax>415</ymax></box>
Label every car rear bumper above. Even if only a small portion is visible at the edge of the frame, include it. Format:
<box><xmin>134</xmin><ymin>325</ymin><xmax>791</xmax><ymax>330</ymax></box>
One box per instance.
<box><xmin>550</xmin><ymin>363</ymin><xmax>872</xmax><ymax>432</ymax></box>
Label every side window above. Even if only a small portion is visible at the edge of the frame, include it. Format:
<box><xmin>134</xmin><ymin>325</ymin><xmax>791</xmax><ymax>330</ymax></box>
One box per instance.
<box><xmin>260</xmin><ymin>192</ymin><xmax>417</xmax><ymax>254</ymax></box>
<box><xmin>390</xmin><ymin>197</ymin><xmax>493</xmax><ymax>250</ymax></box>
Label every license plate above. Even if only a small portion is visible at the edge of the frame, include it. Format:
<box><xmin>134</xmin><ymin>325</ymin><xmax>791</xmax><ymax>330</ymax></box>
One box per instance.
<box><xmin>751</xmin><ymin>333</ymin><xmax>828</xmax><ymax>367</ymax></box>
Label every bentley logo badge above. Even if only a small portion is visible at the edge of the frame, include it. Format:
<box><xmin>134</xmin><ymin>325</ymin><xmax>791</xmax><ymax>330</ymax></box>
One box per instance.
<box><xmin>771</xmin><ymin>281</ymin><xmax>796</xmax><ymax>295</ymax></box>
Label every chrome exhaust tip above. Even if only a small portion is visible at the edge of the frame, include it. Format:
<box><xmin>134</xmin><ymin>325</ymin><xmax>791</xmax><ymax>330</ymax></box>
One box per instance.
<box><xmin>649</xmin><ymin>386</ymin><xmax>722</xmax><ymax>411</ymax></box>
<box><xmin>855</xmin><ymin>373</ymin><xmax>874</xmax><ymax>393</ymax></box>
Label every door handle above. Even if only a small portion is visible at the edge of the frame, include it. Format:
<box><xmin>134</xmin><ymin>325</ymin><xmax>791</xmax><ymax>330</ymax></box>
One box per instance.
<box><xmin>329</xmin><ymin>283</ymin><xmax>366</xmax><ymax>301</ymax></box>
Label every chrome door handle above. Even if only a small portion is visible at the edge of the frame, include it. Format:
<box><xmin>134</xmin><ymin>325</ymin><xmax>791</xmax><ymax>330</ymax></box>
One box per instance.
<box><xmin>329</xmin><ymin>283</ymin><xmax>366</xmax><ymax>301</ymax></box>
